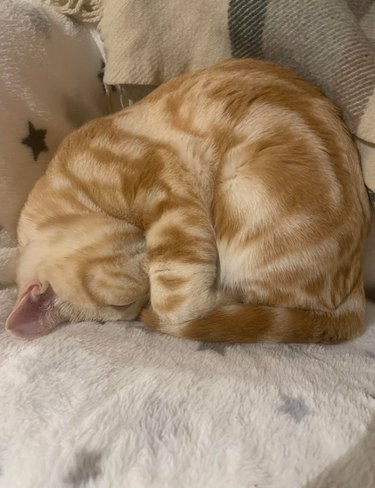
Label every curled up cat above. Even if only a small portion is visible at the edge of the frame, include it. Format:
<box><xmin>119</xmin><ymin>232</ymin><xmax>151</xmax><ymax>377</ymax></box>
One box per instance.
<box><xmin>5</xmin><ymin>59</ymin><xmax>371</xmax><ymax>343</ymax></box>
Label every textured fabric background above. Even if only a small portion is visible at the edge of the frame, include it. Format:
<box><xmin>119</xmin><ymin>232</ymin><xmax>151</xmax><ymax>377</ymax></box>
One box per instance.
<box><xmin>99</xmin><ymin>0</ymin><xmax>231</xmax><ymax>85</ymax></box>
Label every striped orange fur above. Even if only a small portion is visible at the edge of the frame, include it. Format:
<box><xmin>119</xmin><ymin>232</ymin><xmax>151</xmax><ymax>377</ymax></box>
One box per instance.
<box><xmin>6</xmin><ymin>59</ymin><xmax>371</xmax><ymax>342</ymax></box>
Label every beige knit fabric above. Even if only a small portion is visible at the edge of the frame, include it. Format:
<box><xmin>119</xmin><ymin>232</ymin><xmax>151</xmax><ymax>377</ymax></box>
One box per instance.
<box><xmin>42</xmin><ymin>0</ymin><xmax>102</xmax><ymax>23</ymax></box>
<box><xmin>99</xmin><ymin>0</ymin><xmax>231</xmax><ymax>85</ymax></box>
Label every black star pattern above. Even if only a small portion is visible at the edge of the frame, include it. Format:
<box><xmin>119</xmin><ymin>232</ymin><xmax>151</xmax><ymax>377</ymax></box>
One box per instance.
<box><xmin>197</xmin><ymin>342</ymin><xmax>229</xmax><ymax>356</ymax></box>
<box><xmin>64</xmin><ymin>450</ymin><xmax>102</xmax><ymax>487</ymax></box>
<box><xmin>22</xmin><ymin>121</ymin><xmax>48</xmax><ymax>161</ymax></box>
<box><xmin>278</xmin><ymin>394</ymin><xmax>312</xmax><ymax>423</ymax></box>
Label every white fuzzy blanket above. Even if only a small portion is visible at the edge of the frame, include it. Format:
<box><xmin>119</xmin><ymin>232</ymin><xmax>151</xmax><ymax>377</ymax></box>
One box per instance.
<box><xmin>0</xmin><ymin>226</ymin><xmax>375</xmax><ymax>488</ymax></box>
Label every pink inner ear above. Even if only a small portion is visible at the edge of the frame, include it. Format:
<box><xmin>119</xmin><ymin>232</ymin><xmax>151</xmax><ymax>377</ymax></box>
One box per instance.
<box><xmin>5</xmin><ymin>283</ymin><xmax>62</xmax><ymax>339</ymax></box>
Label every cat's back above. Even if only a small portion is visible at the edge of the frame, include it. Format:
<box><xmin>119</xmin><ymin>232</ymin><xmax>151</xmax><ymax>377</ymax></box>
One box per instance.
<box><xmin>133</xmin><ymin>58</ymin><xmax>335</xmax><ymax>137</ymax></box>
<box><xmin>47</xmin><ymin>58</ymin><xmax>370</xmax><ymax>230</ymax></box>
<box><xmin>129</xmin><ymin>59</ymin><xmax>369</xmax><ymax>213</ymax></box>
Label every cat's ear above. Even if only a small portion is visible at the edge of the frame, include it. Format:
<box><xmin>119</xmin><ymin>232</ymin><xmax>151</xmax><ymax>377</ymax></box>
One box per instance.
<box><xmin>5</xmin><ymin>282</ymin><xmax>62</xmax><ymax>339</ymax></box>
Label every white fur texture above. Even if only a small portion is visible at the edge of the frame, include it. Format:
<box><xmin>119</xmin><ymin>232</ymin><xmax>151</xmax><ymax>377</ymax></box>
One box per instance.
<box><xmin>1</xmin><ymin>228</ymin><xmax>375</xmax><ymax>488</ymax></box>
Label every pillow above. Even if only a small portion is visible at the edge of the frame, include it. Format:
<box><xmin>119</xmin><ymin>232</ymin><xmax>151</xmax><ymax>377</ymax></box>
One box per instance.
<box><xmin>0</xmin><ymin>0</ymin><xmax>107</xmax><ymax>236</ymax></box>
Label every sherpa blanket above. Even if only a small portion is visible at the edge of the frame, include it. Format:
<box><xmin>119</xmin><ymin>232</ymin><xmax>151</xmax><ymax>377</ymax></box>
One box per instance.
<box><xmin>0</xmin><ymin>222</ymin><xmax>375</xmax><ymax>488</ymax></box>
<box><xmin>0</xmin><ymin>0</ymin><xmax>107</xmax><ymax>237</ymax></box>
<box><xmin>47</xmin><ymin>0</ymin><xmax>375</xmax><ymax>204</ymax></box>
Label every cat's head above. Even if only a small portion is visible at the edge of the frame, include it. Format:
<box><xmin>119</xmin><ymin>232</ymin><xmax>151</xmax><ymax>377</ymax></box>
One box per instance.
<box><xmin>6</xmin><ymin>186</ymin><xmax>149</xmax><ymax>339</ymax></box>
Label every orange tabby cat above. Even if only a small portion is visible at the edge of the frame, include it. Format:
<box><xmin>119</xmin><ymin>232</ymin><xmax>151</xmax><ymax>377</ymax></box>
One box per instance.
<box><xmin>6</xmin><ymin>59</ymin><xmax>371</xmax><ymax>343</ymax></box>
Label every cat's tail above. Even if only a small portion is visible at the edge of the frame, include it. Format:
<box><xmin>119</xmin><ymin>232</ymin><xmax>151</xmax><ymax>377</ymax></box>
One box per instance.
<box><xmin>141</xmin><ymin>284</ymin><xmax>366</xmax><ymax>344</ymax></box>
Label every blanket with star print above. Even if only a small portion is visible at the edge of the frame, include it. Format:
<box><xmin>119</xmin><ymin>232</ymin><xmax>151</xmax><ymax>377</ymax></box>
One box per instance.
<box><xmin>0</xmin><ymin>217</ymin><xmax>375</xmax><ymax>487</ymax></box>
<box><xmin>0</xmin><ymin>0</ymin><xmax>107</xmax><ymax>237</ymax></box>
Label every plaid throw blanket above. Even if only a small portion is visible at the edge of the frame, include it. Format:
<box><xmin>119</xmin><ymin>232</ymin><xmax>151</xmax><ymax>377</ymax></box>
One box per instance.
<box><xmin>45</xmin><ymin>0</ymin><xmax>375</xmax><ymax>204</ymax></box>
